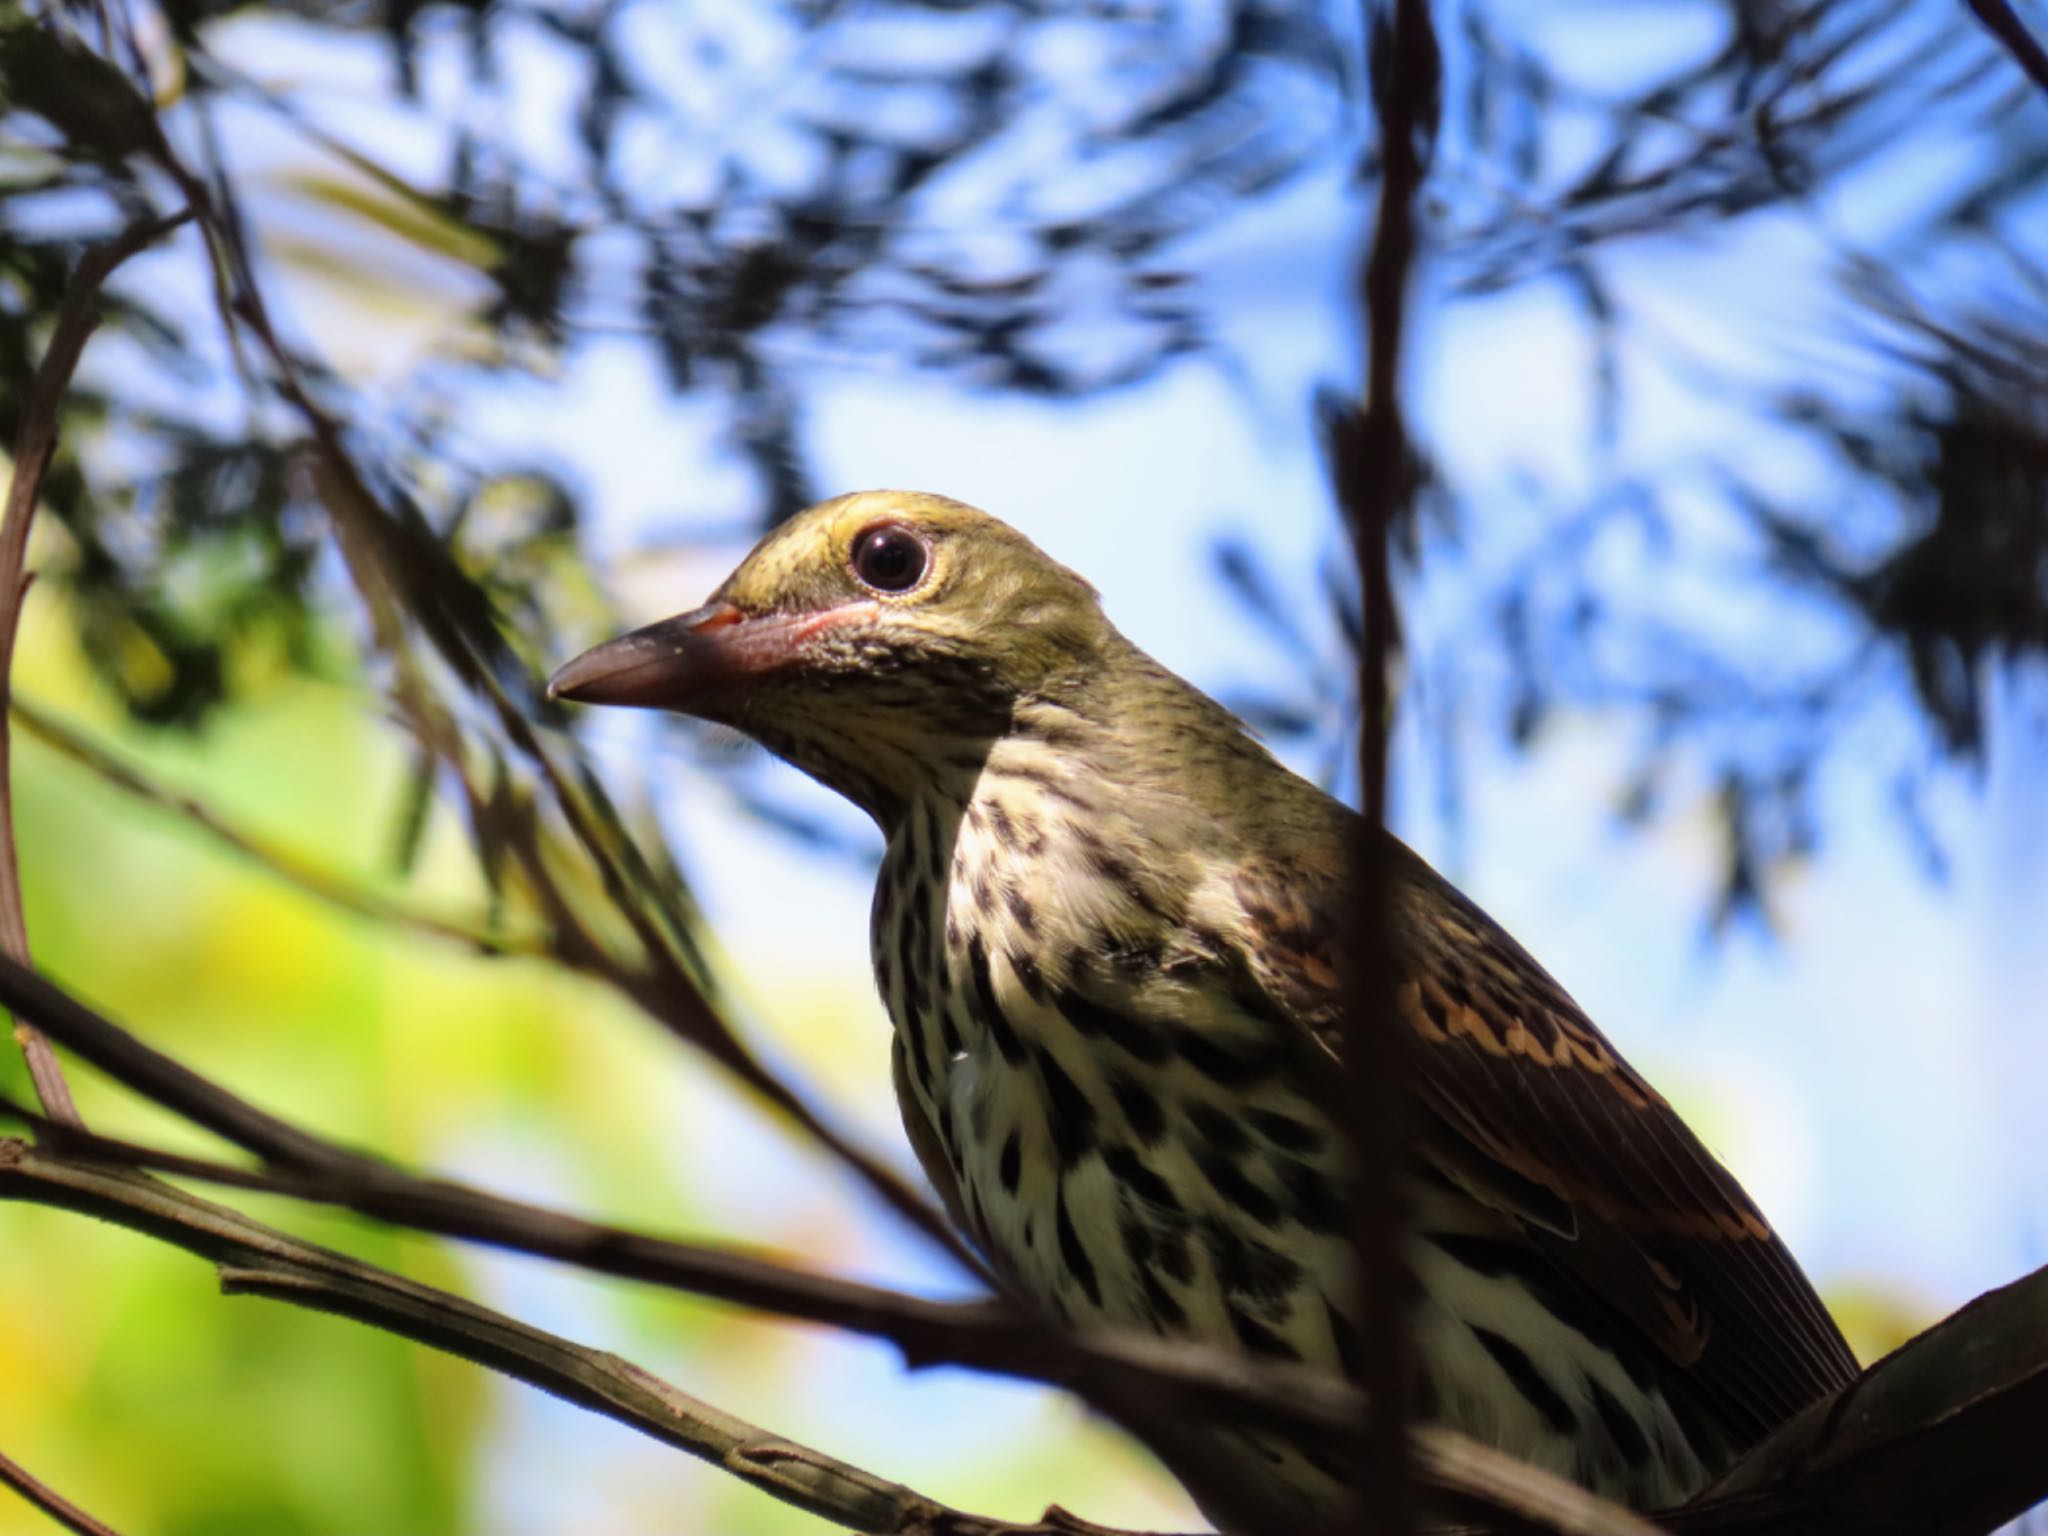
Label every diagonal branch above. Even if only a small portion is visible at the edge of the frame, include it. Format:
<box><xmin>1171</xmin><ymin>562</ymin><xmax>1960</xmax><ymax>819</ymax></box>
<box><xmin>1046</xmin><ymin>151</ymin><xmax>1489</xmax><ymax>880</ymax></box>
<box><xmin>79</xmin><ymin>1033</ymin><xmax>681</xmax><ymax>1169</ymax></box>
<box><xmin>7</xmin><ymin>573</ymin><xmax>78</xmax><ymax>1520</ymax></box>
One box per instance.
<box><xmin>0</xmin><ymin>209</ymin><xmax>189</xmax><ymax>1128</ymax></box>
<box><xmin>0</xmin><ymin>951</ymin><xmax>385</xmax><ymax>1176</ymax></box>
<box><xmin>0</xmin><ymin>1445</ymin><xmax>124</xmax><ymax>1536</ymax></box>
<box><xmin>1335</xmin><ymin>3</ymin><xmax>1442</xmax><ymax>1534</ymax></box>
<box><xmin>1961</xmin><ymin>0</ymin><xmax>2048</xmax><ymax>99</ymax></box>
<box><xmin>1669</xmin><ymin>1259</ymin><xmax>2048</xmax><ymax>1536</ymax></box>
<box><xmin>0</xmin><ymin>1119</ymin><xmax>1664</xmax><ymax>1536</ymax></box>
<box><xmin>0</xmin><ymin>977</ymin><xmax>1370</xmax><ymax>1452</ymax></box>
<box><xmin>23</xmin><ymin>1068</ymin><xmax>2048</xmax><ymax>1536</ymax></box>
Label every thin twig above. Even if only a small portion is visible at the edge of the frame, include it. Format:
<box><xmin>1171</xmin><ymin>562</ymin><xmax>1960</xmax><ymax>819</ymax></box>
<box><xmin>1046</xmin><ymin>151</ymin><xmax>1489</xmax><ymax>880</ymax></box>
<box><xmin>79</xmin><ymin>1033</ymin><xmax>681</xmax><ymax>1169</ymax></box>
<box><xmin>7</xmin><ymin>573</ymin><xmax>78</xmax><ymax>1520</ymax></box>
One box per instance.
<box><xmin>0</xmin><ymin>209</ymin><xmax>188</xmax><ymax>1129</ymax></box>
<box><xmin>0</xmin><ymin>1445</ymin><xmax>125</xmax><ymax>1536</ymax></box>
<box><xmin>1962</xmin><ymin>0</ymin><xmax>2048</xmax><ymax>98</ymax></box>
<box><xmin>9</xmin><ymin>697</ymin><xmax>551</xmax><ymax>961</ymax></box>
<box><xmin>1337</xmin><ymin>3</ymin><xmax>1441</xmax><ymax>1534</ymax></box>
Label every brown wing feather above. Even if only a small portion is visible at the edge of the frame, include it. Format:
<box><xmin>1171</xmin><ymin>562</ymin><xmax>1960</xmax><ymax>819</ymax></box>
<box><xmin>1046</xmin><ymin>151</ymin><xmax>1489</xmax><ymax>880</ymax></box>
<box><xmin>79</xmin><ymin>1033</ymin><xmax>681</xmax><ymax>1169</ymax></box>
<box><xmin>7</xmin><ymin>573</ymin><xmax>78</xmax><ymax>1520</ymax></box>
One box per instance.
<box><xmin>1234</xmin><ymin>831</ymin><xmax>1858</xmax><ymax>1451</ymax></box>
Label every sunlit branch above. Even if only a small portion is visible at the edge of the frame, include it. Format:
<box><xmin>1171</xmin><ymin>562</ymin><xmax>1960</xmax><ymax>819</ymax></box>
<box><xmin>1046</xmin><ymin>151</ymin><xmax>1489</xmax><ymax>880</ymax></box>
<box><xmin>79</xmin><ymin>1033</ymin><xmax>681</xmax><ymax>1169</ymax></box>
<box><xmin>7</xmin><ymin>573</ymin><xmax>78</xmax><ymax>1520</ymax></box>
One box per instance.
<box><xmin>14</xmin><ymin>1074</ymin><xmax>2048</xmax><ymax>1536</ymax></box>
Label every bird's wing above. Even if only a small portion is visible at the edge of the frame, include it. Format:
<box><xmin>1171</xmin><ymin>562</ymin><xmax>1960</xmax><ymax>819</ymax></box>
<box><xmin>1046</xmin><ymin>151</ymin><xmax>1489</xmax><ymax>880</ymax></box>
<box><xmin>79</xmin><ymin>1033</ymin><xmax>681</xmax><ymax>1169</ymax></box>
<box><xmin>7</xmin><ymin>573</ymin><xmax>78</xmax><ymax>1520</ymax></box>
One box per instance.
<box><xmin>1230</xmin><ymin>833</ymin><xmax>1859</xmax><ymax>1447</ymax></box>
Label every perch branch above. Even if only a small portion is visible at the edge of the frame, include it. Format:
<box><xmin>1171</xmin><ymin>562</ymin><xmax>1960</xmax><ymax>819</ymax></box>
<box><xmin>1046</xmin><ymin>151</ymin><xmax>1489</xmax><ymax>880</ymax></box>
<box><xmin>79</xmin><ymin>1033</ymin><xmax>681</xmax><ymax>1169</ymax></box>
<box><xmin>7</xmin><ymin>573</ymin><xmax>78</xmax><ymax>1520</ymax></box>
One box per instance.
<box><xmin>0</xmin><ymin>993</ymin><xmax>1367</xmax><ymax>1449</ymax></box>
<box><xmin>1669</xmin><ymin>1259</ymin><xmax>2048</xmax><ymax>1536</ymax></box>
<box><xmin>0</xmin><ymin>1121</ymin><xmax>1660</xmax><ymax>1536</ymax></box>
<box><xmin>21</xmin><ymin>1073</ymin><xmax>2048</xmax><ymax>1536</ymax></box>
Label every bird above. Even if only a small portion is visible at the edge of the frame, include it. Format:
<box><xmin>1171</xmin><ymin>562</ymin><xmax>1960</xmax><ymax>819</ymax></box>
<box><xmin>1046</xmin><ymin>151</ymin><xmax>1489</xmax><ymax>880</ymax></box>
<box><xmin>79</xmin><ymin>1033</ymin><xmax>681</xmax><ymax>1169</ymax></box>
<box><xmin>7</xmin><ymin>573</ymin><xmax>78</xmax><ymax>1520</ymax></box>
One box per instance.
<box><xmin>548</xmin><ymin>490</ymin><xmax>1858</xmax><ymax>1529</ymax></box>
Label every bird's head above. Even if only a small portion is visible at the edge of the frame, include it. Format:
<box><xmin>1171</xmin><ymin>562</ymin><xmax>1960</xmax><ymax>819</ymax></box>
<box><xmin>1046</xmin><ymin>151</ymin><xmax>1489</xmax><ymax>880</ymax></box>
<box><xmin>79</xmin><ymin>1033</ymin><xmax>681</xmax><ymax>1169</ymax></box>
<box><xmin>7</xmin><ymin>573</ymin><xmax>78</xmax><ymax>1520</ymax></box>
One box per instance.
<box><xmin>548</xmin><ymin>490</ymin><xmax>1112</xmax><ymax>820</ymax></box>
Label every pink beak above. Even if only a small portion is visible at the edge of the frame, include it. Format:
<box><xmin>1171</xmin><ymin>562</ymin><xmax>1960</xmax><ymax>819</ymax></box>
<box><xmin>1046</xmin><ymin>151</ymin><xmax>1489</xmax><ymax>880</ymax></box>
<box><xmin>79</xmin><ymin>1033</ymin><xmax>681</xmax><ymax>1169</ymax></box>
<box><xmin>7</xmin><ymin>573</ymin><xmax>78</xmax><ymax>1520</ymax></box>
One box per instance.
<box><xmin>547</xmin><ymin>601</ymin><xmax>831</xmax><ymax>711</ymax></box>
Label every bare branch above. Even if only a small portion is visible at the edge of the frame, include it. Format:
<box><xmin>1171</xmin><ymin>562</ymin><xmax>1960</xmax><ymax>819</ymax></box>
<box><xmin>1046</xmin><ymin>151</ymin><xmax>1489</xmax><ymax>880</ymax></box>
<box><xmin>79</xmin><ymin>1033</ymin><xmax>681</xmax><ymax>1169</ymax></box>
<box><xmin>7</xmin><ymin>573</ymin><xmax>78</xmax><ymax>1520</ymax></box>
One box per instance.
<box><xmin>29</xmin><ymin>1069</ymin><xmax>2048</xmax><ymax>1536</ymax></box>
<box><xmin>0</xmin><ymin>1025</ymin><xmax>1370</xmax><ymax>1453</ymax></box>
<box><xmin>0</xmin><ymin>1445</ymin><xmax>124</xmax><ymax>1536</ymax></box>
<box><xmin>1</xmin><ymin>1124</ymin><xmax>1665</xmax><ymax>1536</ymax></box>
<box><xmin>1335</xmin><ymin>3</ymin><xmax>1442</xmax><ymax>1534</ymax></box>
<box><xmin>1961</xmin><ymin>0</ymin><xmax>2048</xmax><ymax>99</ymax></box>
<box><xmin>0</xmin><ymin>209</ymin><xmax>188</xmax><ymax>1127</ymax></box>
<box><xmin>9</xmin><ymin>697</ymin><xmax>550</xmax><ymax>961</ymax></box>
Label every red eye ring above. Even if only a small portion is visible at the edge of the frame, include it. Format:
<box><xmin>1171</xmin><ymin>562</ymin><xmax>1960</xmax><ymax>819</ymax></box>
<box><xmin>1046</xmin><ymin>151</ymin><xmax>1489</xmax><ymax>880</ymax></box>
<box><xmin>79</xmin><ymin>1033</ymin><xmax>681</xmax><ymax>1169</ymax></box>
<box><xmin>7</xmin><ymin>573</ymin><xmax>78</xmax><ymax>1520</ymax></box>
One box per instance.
<box><xmin>850</xmin><ymin>523</ymin><xmax>931</xmax><ymax>594</ymax></box>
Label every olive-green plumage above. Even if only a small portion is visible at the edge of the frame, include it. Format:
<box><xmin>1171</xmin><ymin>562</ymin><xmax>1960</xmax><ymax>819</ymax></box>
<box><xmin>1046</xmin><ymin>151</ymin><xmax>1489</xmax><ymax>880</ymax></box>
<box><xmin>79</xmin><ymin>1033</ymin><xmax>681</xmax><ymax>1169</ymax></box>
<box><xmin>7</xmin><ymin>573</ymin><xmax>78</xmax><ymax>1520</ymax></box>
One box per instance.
<box><xmin>553</xmin><ymin>491</ymin><xmax>1857</xmax><ymax>1529</ymax></box>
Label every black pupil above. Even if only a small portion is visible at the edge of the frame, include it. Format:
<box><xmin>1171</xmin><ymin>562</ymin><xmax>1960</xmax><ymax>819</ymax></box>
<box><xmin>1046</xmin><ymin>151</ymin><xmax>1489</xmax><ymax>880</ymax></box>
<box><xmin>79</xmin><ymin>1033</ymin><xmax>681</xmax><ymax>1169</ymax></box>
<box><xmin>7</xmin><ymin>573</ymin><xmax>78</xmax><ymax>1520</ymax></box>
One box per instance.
<box><xmin>853</xmin><ymin>527</ymin><xmax>926</xmax><ymax>592</ymax></box>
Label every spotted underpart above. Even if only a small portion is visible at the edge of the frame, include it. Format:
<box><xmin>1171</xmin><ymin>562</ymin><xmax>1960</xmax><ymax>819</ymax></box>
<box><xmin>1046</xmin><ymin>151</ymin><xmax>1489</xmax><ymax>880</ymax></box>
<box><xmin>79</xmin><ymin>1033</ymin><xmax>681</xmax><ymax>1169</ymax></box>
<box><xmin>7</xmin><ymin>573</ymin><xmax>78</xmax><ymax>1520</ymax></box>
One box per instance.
<box><xmin>871</xmin><ymin>691</ymin><xmax>1708</xmax><ymax>1522</ymax></box>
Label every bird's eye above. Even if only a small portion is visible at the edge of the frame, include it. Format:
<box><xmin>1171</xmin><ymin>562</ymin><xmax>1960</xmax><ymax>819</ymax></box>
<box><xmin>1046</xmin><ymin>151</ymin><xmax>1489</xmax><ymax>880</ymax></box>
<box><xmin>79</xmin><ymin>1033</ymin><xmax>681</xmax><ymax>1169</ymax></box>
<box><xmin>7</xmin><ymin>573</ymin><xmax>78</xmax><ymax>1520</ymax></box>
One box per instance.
<box><xmin>850</xmin><ymin>523</ymin><xmax>930</xmax><ymax>594</ymax></box>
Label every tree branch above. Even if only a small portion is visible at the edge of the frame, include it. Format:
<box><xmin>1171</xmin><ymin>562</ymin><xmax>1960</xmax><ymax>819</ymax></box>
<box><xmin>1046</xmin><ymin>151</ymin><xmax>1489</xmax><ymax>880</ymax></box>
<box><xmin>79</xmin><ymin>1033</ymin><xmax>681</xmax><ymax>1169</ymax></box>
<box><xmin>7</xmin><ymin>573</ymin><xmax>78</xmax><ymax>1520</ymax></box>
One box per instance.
<box><xmin>0</xmin><ymin>1118</ymin><xmax>1666</xmax><ymax>1536</ymax></box>
<box><xmin>0</xmin><ymin>982</ymin><xmax>1370</xmax><ymax>1452</ymax></box>
<box><xmin>0</xmin><ymin>209</ymin><xmax>187</xmax><ymax>1127</ymax></box>
<box><xmin>22</xmin><ymin>1069</ymin><xmax>2048</xmax><ymax>1536</ymax></box>
<box><xmin>1336</xmin><ymin>3</ymin><xmax>1442</xmax><ymax>1534</ymax></box>
<box><xmin>0</xmin><ymin>1445</ymin><xmax>124</xmax><ymax>1536</ymax></box>
<box><xmin>0</xmin><ymin>950</ymin><xmax>386</xmax><ymax>1176</ymax></box>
